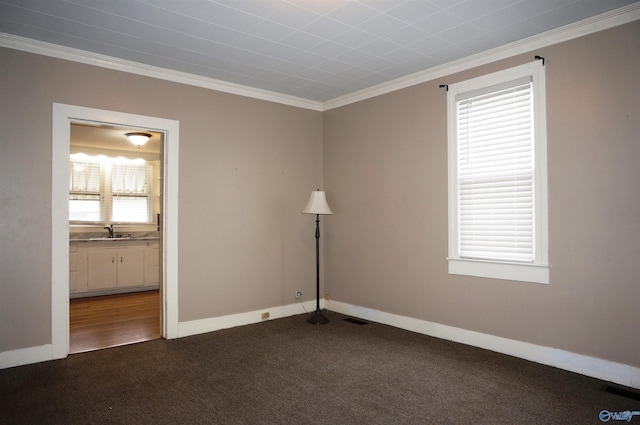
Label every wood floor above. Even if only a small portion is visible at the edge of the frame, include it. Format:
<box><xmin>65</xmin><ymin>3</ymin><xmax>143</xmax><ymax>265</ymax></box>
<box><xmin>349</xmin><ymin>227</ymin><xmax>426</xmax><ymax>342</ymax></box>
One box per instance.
<box><xmin>69</xmin><ymin>290</ymin><xmax>161</xmax><ymax>354</ymax></box>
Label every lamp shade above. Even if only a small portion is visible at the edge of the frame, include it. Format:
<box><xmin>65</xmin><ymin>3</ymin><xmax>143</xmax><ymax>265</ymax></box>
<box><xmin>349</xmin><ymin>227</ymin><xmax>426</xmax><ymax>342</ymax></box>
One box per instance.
<box><xmin>302</xmin><ymin>190</ymin><xmax>333</xmax><ymax>215</ymax></box>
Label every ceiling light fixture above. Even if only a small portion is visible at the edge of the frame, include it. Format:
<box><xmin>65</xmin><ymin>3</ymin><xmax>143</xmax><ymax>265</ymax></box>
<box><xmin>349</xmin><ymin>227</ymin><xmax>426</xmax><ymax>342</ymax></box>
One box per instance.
<box><xmin>125</xmin><ymin>132</ymin><xmax>152</xmax><ymax>147</ymax></box>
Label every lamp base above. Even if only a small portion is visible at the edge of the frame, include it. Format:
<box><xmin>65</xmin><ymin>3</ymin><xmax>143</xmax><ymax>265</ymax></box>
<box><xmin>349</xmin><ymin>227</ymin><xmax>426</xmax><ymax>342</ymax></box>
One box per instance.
<box><xmin>307</xmin><ymin>309</ymin><xmax>329</xmax><ymax>325</ymax></box>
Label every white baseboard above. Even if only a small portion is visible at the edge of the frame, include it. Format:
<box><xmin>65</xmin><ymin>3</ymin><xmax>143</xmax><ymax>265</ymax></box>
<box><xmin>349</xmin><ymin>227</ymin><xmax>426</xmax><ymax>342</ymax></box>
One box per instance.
<box><xmin>0</xmin><ymin>344</ymin><xmax>55</xmax><ymax>369</ymax></box>
<box><xmin>177</xmin><ymin>300</ymin><xmax>319</xmax><ymax>338</ymax></box>
<box><xmin>327</xmin><ymin>300</ymin><xmax>640</xmax><ymax>390</ymax></box>
<box><xmin>6</xmin><ymin>298</ymin><xmax>637</xmax><ymax>391</ymax></box>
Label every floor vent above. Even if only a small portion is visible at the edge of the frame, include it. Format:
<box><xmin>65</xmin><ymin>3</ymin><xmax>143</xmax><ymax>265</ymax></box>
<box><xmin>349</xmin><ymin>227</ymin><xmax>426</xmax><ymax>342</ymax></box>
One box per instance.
<box><xmin>344</xmin><ymin>318</ymin><xmax>369</xmax><ymax>326</ymax></box>
<box><xmin>601</xmin><ymin>385</ymin><xmax>640</xmax><ymax>401</ymax></box>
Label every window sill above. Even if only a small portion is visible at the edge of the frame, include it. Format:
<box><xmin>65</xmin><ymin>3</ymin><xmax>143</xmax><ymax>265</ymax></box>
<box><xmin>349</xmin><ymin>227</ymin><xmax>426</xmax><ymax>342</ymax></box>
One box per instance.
<box><xmin>447</xmin><ymin>258</ymin><xmax>549</xmax><ymax>284</ymax></box>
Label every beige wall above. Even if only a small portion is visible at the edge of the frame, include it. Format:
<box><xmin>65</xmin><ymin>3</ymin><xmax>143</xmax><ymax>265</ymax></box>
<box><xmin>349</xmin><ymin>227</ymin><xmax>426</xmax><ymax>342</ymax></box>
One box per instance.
<box><xmin>323</xmin><ymin>21</ymin><xmax>640</xmax><ymax>367</ymax></box>
<box><xmin>0</xmin><ymin>48</ymin><xmax>322</xmax><ymax>351</ymax></box>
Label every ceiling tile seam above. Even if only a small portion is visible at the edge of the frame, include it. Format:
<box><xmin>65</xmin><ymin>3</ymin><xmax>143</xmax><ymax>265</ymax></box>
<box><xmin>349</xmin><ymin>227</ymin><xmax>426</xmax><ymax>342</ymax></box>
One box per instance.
<box><xmin>446</xmin><ymin>1</ymin><xmax>522</xmax><ymax>22</ymax></box>
<box><xmin>281</xmin><ymin>0</ymin><xmax>346</xmax><ymax>17</ymax></box>
<box><xmin>210</xmin><ymin>1</ymin><xmax>277</xmax><ymax>21</ymax></box>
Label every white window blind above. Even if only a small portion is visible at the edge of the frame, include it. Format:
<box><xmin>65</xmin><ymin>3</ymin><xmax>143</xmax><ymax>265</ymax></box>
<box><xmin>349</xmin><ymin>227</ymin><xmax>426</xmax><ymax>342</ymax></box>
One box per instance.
<box><xmin>447</xmin><ymin>61</ymin><xmax>549</xmax><ymax>284</ymax></box>
<box><xmin>69</xmin><ymin>159</ymin><xmax>103</xmax><ymax>222</ymax></box>
<box><xmin>111</xmin><ymin>163</ymin><xmax>150</xmax><ymax>223</ymax></box>
<box><xmin>456</xmin><ymin>79</ymin><xmax>534</xmax><ymax>263</ymax></box>
<box><xmin>112</xmin><ymin>196</ymin><xmax>149</xmax><ymax>223</ymax></box>
<box><xmin>69</xmin><ymin>160</ymin><xmax>101</xmax><ymax>192</ymax></box>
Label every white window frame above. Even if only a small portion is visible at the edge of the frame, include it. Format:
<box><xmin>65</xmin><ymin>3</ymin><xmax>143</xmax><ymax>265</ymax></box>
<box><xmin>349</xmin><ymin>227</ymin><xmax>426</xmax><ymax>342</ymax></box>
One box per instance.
<box><xmin>447</xmin><ymin>61</ymin><xmax>549</xmax><ymax>284</ymax></box>
<box><xmin>69</xmin><ymin>155</ymin><xmax>155</xmax><ymax>226</ymax></box>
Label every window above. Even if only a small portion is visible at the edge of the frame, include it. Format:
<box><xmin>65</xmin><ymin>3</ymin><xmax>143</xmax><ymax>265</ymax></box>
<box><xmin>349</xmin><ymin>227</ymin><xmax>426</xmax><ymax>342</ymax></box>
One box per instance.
<box><xmin>69</xmin><ymin>154</ymin><xmax>154</xmax><ymax>225</ymax></box>
<box><xmin>111</xmin><ymin>162</ymin><xmax>151</xmax><ymax>223</ymax></box>
<box><xmin>69</xmin><ymin>159</ymin><xmax>101</xmax><ymax>222</ymax></box>
<box><xmin>447</xmin><ymin>61</ymin><xmax>549</xmax><ymax>284</ymax></box>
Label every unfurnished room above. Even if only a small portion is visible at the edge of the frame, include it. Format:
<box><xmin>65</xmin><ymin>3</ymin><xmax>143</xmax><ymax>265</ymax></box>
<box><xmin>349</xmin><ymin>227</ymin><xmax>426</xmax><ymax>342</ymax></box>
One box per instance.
<box><xmin>1</xmin><ymin>1</ymin><xmax>639</xmax><ymax>423</ymax></box>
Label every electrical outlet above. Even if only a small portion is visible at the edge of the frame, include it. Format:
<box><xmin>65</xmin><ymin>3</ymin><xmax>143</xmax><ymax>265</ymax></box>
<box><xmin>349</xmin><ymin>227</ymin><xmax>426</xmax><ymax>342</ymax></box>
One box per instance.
<box><xmin>295</xmin><ymin>291</ymin><xmax>302</xmax><ymax>299</ymax></box>
<box><xmin>261</xmin><ymin>312</ymin><xmax>270</xmax><ymax>319</ymax></box>
<box><xmin>324</xmin><ymin>293</ymin><xmax>330</xmax><ymax>300</ymax></box>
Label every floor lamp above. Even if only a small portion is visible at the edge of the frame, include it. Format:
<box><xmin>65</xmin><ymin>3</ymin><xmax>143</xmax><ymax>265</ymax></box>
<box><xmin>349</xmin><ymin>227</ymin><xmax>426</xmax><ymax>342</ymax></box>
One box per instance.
<box><xmin>302</xmin><ymin>190</ymin><xmax>333</xmax><ymax>324</ymax></box>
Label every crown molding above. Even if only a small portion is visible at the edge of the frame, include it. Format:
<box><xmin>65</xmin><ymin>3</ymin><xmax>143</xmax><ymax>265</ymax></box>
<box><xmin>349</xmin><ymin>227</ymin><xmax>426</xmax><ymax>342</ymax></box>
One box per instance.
<box><xmin>1</xmin><ymin>2</ymin><xmax>638</xmax><ymax>112</ymax></box>
<box><xmin>322</xmin><ymin>2</ymin><xmax>640</xmax><ymax>110</ymax></box>
<box><xmin>0</xmin><ymin>33</ymin><xmax>324</xmax><ymax>112</ymax></box>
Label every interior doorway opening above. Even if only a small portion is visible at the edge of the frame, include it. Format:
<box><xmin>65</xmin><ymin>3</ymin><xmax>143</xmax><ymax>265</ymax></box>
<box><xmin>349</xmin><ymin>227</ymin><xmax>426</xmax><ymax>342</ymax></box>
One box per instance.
<box><xmin>68</xmin><ymin>122</ymin><xmax>163</xmax><ymax>353</ymax></box>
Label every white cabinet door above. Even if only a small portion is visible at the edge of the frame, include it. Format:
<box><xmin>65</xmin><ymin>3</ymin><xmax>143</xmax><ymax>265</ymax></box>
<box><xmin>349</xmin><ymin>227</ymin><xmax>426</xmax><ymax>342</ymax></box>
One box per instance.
<box><xmin>77</xmin><ymin>246</ymin><xmax>89</xmax><ymax>293</ymax></box>
<box><xmin>144</xmin><ymin>241</ymin><xmax>160</xmax><ymax>285</ymax></box>
<box><xmin>69</xmin><ymin>244</ymin><xmax>78</xmax><ymax>292</ymax></box>
<box><xmin>117</xmin><ymin>248</ymin><xmax>145</xmax><ymax>287</ymax></box>
<box><xmin>87</xmin><ymin>250</ymin><xmax>117</xmax><ymax>290</ymax></box>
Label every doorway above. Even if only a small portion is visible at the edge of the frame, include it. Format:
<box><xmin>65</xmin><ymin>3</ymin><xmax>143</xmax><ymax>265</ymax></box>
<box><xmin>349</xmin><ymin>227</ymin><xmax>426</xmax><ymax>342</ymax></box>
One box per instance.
<box><xmin>68</xmin><ymin>122</ymin><xmax>163</xmax><ymax>353</ymax></box>
<box><xmin>51</xmin><ymin>104</ymin><xmax>179</xmax><ymax>360</ymax></box>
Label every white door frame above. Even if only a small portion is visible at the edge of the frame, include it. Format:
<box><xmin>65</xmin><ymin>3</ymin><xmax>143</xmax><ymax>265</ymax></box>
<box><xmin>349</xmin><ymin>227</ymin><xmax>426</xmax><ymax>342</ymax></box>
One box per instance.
<box><xmin>51</xmin><ymin>103</ymin><xmax>179</xmax><ymax>359</ymax></box>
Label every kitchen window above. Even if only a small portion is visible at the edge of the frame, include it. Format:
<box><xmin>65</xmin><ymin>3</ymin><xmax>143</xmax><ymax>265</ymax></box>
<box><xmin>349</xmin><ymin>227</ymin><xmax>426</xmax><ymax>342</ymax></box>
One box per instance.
<box><xmin>446</xmin><ymin>61</ymin><xmax>549</xmax><ymax>284</ymax></box>
<box><xmin>69</xmin><ymin>154</ymin><xmax>154</xmax><ymax>225</ymax></box>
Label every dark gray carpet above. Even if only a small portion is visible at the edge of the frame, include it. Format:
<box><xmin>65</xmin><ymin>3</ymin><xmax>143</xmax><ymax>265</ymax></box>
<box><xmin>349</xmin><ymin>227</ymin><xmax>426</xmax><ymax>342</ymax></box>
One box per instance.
<box><xmin>1</xmin><ymin>311</ymin><xmax>637</xmax><ymax>424</ymax></box>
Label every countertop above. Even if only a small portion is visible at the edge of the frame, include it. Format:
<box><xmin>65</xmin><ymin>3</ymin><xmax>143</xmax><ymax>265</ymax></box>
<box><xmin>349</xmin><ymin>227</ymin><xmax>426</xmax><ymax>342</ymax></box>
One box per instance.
<box><xmin>70</xmin><ymin>236</ymin><xmax>160</xmax><ymax>242</ymax></box>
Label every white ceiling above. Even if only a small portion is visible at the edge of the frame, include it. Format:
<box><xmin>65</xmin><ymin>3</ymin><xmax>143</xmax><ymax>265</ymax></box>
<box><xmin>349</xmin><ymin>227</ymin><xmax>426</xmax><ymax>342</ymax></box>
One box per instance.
<box><xmin>1</xmin><ymin>0</ymin><xmax>638</xmax><ymax>104</ymax></box>
<box><xmin>71</xmin><ymin>123</ymin><xmax>162</xmax><ymax>155</ymax></box>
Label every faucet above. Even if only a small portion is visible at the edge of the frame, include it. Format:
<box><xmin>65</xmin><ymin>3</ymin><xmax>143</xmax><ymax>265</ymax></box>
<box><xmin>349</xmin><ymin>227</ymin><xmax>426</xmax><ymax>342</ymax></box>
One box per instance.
<box><xmin>104</xmin><ymin>225</ymin><xmax>114</xmax><ymax>238</ymax></box>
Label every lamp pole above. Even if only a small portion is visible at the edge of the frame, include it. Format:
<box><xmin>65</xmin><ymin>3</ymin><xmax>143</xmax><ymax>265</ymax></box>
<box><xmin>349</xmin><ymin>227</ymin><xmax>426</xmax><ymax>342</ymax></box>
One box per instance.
<box><xmin>307</xmin><ymin>214</ymin><xmax>328</xmax><ymax>324</ymax></box>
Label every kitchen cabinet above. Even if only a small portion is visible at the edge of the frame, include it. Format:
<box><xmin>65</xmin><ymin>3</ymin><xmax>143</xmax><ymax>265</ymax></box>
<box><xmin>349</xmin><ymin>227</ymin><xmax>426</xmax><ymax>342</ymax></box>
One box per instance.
<box><xmin>86</xmin><ymin>246</ymin><xmax>144</xmax><ymax>289</ymax></box>
<box><xmin>70</xmin><ymin>238</ymin><xmax>159</xmax><ymax>297</ymax></box>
